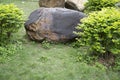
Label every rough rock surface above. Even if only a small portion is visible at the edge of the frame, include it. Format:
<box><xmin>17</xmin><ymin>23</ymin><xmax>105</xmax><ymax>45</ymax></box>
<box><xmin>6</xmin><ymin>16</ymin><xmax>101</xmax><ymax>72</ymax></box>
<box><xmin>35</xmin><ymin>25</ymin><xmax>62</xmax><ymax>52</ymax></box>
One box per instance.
<box><xmin>39</xmin><ymin>0</ymin><xmax>65</xmax><ymax>8</ymax></box>
<box><xmin>25</xmin><ymin>8</ymin><xmax>85</xmax><ymax>42</ymax></box>
<box><xmin>65</xmin><ymin>0</ymin><xmax>88</xmax><ymax>11</ymax></box>
<box><xmin>115</xmin><ymin>2</ymin><xmax>120</xmax><ymax>8</ymax></box>
<box><xmin>39</xmin><ymin>0</ymin><xmax>88</xmax><ymax>11</ymax></box>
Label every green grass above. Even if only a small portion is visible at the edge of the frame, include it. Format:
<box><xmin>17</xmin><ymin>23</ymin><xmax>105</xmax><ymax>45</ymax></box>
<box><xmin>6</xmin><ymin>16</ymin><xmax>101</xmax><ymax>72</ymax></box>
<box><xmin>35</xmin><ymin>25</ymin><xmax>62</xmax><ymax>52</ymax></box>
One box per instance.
<box><xmin>1</xmin><ymin>42</ymin><xmax>119</xmax><ymax>80</ymax></box>
<box><xmin>0</xmin><ymin>0</ymin><xmax>120</xmax><ymax>80</ymax></box>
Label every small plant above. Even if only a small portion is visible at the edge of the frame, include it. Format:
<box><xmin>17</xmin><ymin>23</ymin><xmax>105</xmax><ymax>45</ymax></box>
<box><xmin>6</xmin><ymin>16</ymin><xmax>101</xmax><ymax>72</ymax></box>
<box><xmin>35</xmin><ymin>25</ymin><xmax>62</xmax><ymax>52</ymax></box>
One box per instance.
<box><xmin>84</xmin><ymin>0</ymin><xmax>119</xmax><ymax>13</ymax></box>
<box><xmin>75</xmin><ymin>7</ymin><xmax>120</xmax><ymax>56</ymax></box>
<box><xmin>0</xmin><ymin>41</ymin><xmax>23</xmax><ymax>63</ymax></box>
<box><xmin>94</xmin><ymin>62</ymin><xmax>107</xmax><ymax>70</ymax></box>
<box><xmin>0</xmin><ymin>4</ymin><xmax>24</xmax><ymax>45</ymax></box>
<box><xmin>113</xmin><ymin>55</ymin><xmax>120</xmax><ymax>71</ymax></box>
<box><xmin>76</xmin><ymin>51</ymin><xmax>107</xmax><ymax>70</ymax></box>
<box><xmin>76</xmin><ymin>52</ymin><xmax>97</xmax><ymax>64</ymax></box>
<box><xmin>72</xmin><ymin>41</ymin><xmax>81</xmax><ymax>48</ymax></box>
<box><xmin>41</xmin><ymin>40</ymin><xmax>51</xmax><ymax>49</ymax></box>
<box><xmin>39</xmin><ymin>56</ymin><xmax>48</xmax><ymax>63</ymax></box>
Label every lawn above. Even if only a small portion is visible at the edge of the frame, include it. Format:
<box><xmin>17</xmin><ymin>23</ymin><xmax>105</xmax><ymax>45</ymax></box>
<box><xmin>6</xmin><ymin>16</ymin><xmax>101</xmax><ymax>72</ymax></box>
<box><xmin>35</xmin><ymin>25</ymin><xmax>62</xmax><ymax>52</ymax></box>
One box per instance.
<box><xmin>0</xmin><ymin>0</ymin><xmax>120</xmax><ymax>80</ymax></box>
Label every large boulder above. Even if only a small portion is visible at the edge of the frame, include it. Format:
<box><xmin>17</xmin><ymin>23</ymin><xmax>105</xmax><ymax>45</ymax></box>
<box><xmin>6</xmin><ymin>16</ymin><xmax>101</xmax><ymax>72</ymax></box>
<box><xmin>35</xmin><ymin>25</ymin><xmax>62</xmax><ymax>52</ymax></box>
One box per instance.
<box><xmin>38</xmin><ymin>0</ymin><xmax>88</xmax><ymax>11</ymax></box>
<box><xmin>65</xmin><ymin>0</ymin><xmax>88</xmax><ymax>11</ymax></box>
<box><xmin>25</xmin><ymin>8</ymin><xmax>85</xmax><ymax>42</ymax></box>
<box><xmin>39</xmin><ymin>0</ymin><xmax>65</xmax><ymax>8</ymax></box>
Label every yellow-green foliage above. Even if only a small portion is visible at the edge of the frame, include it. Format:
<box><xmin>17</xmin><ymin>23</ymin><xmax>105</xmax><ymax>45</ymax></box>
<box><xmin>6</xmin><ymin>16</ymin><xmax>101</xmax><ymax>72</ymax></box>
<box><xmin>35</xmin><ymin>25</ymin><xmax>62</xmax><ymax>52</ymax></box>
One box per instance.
<box><xmin>84</xmin><ymin>0</ymin><xmax>119</xmax><ymax>13</ymax></box>
<box><xmin>76</xmin><ymin>7</ymin><xmax>120</xmax><ymax>55</ymax></box>
<box><xmin>0</xmin><ymin>4</ymin><xmax>23</xmax><ymax>43</ymax></box>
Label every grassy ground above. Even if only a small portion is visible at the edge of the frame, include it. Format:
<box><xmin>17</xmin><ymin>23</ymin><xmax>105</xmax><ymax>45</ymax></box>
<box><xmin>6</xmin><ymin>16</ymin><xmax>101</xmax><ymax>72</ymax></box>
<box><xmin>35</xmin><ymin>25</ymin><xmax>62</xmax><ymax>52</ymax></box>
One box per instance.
<box><xmin>0</xmin><ymin>0</ymin><xmax>120</xmax><ymax>80</ymax></box>
<box><xmin>0</xmin><ymin>43</ymin><xmax>119</xmax><ymax>80</ymax></box>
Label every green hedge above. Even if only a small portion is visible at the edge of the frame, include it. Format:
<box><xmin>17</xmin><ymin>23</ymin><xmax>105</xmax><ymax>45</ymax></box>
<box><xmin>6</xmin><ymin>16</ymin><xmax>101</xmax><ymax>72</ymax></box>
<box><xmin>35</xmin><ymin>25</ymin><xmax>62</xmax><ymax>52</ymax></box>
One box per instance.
<box><xmin>75</xmin><ymin>7</ymin><xmax>120</xmax><ymax>55</ymax></box>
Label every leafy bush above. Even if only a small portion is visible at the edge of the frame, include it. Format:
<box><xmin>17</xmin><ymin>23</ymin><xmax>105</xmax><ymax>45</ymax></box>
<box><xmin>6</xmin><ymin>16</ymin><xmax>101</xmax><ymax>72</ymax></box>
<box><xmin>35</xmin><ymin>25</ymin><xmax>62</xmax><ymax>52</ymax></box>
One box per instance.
<box><xmin>75</xmin><ymin>7</ymin><xmax>120</xmax><ymax>56</ymax></box>
<box><xmin>0</xmin><ymin>4</ymin><xmax>24</xmax><ymax>44</ymax></box>
<box><xmin>84</xmin><ymin>0</ymin><xmax>119</xmax><ymax>13</ymax></box>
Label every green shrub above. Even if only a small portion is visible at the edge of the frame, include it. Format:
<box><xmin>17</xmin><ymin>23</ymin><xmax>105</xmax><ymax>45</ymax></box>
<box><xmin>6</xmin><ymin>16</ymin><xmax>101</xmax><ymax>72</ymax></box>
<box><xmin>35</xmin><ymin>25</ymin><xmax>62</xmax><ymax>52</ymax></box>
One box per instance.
<box><xmin>84</xmin><ymin>0</ymin><xmax>119</xmax><ymax>13</ymax></box>
<box><xmin>75</xmin><ymin>7</ymin><xmax>120</xmax><ymax>56</ymax></box>
<box><xmin>0</xmin><ymin>4</ymin><xmax>24</xmax><ymax>44</ymax></box>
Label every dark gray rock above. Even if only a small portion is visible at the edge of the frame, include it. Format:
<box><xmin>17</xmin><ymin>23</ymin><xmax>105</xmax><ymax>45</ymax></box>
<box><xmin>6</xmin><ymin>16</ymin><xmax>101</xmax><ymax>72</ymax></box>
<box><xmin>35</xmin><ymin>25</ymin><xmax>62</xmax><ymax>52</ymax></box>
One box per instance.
<box><xmin>25</xmin><ymin>8</ymin><xmax>85</xmax><ymax>42</ymax></box>
<box><xmin>65</xmin><ymin>0</ymin><xmax>88</xmax><ymax>11</ymax></box>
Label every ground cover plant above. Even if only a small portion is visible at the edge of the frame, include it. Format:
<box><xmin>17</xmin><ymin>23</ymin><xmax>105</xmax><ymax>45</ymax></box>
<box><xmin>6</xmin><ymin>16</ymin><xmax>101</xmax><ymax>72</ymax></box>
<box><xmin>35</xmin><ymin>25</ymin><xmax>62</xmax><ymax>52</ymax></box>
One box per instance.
<box><xmin>0</xmin><ymin>0</ymin><xmax>120</xmax><ymax>80</ymax></box>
